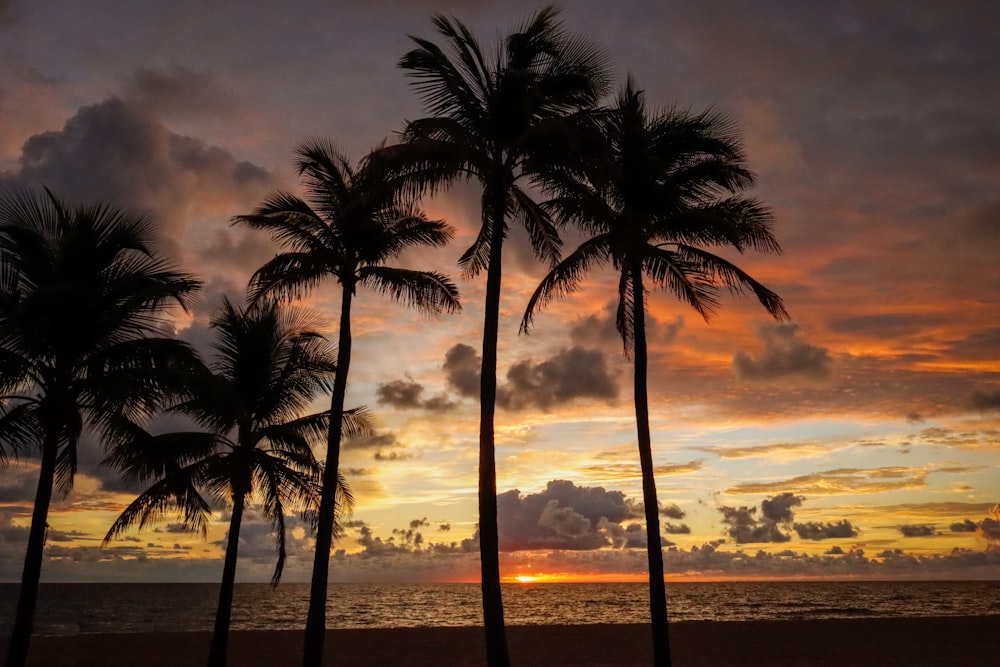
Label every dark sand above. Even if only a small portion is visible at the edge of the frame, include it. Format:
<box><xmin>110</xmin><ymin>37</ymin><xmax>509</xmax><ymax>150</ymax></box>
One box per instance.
<box><xmin>3</xmin><ymin>617</ymin><xmax>997</xmax><ymax>666</ymax></box>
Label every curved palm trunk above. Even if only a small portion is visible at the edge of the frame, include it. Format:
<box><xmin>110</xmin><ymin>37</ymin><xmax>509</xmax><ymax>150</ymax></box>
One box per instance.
<box><xmin>303</xmin><ymin>286</ymin><xmax>353</xmax><ymax>667</ymax></box>
<box><xmin>479</xmin><ymin>205</ymin><xmax>510</xmax><ymax>667</ymax></box>
<box><xmin>207</xmin><ymin>491</ymin><xmax>246</xmax><ymax>667</ymax></box>
<box><xmin>631</xmin><ymin>269</ymin><xmax>673</xmax><ymax>667</ymax></box>
<box><xmin>5</xmin><ymin>430</ymin><xmax>58</xmax><ymax>667</ymax></box>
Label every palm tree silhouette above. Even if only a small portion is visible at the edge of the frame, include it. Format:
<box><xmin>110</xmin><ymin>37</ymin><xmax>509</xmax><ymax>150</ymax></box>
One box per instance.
<box><xmin>522</xmin><ymin>82</ymin><xmax>789</xmax><ymax>667</ymax></box>
<box><xmin>234</xmin><ymin>139</ymin><xmax>461</xmax><ymax>667</ymax></box>
<box><xmin>397</xmin><ymin>8</ymin><xmax>609</xmax><ymax>664</ymax></box>
<box><xmin>0</xmin><ymin>187</ymin><xmax>200</xmax><ymax>667</ymax></box>
<box><xmin>102</xmin><ymin>296</ymin><xmax>366</xmax><ymax>667</ymax></box>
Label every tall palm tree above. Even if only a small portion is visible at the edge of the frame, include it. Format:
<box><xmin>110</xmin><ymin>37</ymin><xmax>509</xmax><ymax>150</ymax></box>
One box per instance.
<box><xmin>397</xmin><ymin>9</ymin><xmax>609</xmax><ymax>664</ymax></box>
<box><xmin>0</xmin><ymin>187</ymin><xmax>200</xmax><ymax>667</ymax></box>
<box><xmin>102</xmin><ymin>296</ymin><xmax>367</xmax><ymax>667</ymax></box>
<box><xmin>521</xmin><ymin>82</ymin><xmax>789</xmax><ymax>667</ymax></box>
<box><xmin>234</xmin><ymin>139</ymin><xmax>461</xmax><ymax>667</ymax></box>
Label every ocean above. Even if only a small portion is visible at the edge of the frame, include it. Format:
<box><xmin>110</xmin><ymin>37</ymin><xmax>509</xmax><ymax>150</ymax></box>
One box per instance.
<box><xmin>2</xmin><ymin>580</ymin><xmax>998</xmax><ymax>637</ymax></box>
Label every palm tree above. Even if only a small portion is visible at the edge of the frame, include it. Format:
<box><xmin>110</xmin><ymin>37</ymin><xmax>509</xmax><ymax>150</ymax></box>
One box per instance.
<box><xmin>234</xmin><ymin>139</ymin><xmax>461</xmax><ymax>667</ymax></box>
<box><xmin>521</xmin><ymin>81</ymin><xmax>789</xmax><ymax>667</ymax></box>
<box><xmin>397</xmin><ymin>9</ymin><xmax>609</xmax><ymax>664</ymax></box>
<box><xmin>102</xmin><ymin>296</ymin><xmax>367</xmax><ymax>667</ymax></box>
<box><xmin>0</xmin><ymin>187</ymin><xmax>200</xmax><ymax>667</ymax></box>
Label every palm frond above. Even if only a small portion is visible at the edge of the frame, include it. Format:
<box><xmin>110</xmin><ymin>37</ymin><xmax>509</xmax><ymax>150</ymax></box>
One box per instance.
<box><xmin>102</xmin><ymin>461</ymin><xmax>215</xmax><ymax>544</ymax></box>
<box><xmin>521</xmin><ymin>233</ymin><xmax>612</xmax><ymax>333</ymax></box>
<box><xmin>358</xmin><ymin>266</ymin><xmax>461</xmax><ymax>315</ymax></box>
<box><xmin>510</xmin><ymin>187</ymin><xmax>562</xmax><ymax>268</ymax></box>
<box><xmin>674</xmin><ymin>244</ymin><xmax>789</xmax><ymax>320</ymax></box>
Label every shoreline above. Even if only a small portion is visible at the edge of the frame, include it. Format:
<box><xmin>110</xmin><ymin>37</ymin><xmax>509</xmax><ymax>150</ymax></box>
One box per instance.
<box><xmin>3</xmin><ymin>616</ymin><xmax>998</xmax><ymax>666</ymax></box>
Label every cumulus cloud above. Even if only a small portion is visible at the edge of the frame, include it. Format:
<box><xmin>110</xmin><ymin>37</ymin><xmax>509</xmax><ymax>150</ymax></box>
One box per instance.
<box><xmin>0</xmin><ymin>83</ymin><xmax>280</xmax><ymax>318</ymax></box>
<box><xmin>899</xmin><ymin>524</ymin><xmax>936</xmax><ymax>537</ymax></box>
<box><xmin>718</xmin><ymin>493</ymin><xmax>803</xmax><ymax>544</ymax></box>
<box><xmin>660</xmin><ymin>503</ymin><xmax>686</xmax><ymax>520</ymax></box>
<box><xmin>5</xmin><ymin>97</ymin><xmax>273</xmax><ymax>239</ymax></box>
<box><xmin>950</xmin><ymin>519</ymin><xmax>978</xmax><ymax>532</ymax></box>
<box><xmin>980</xmin><ymin>505</ymin><xmax>1000</xmax><ymax>549</ymax></box>
<box><xmin>663</xmin><ymin>523</ymin><xmax>691</xmax><ymax>535</ymax></box>
<box><xmin>497</xmin><ymin>347</ymin><xmax>618</xmax><ymax>411</ymax></box>
<box><xmin>347</xmin><ymin>431</ymin><xmax>410</xmax><ymax>462</ymax></box>
<box><xmin>497</xmin><ymin>480</ymin><xmax>644</xmax><ymax>552</ymax></box>
<box><xmin>760</xmin><ymin>492</ymin><xmax>803</xmax><ymax>523</ymax></box>
<box><xmin>732</xmin><ymin>322</ymin><xmax>832</xmax><ymax>383</ymax></box>
<box><xmin>442</xmin><ymin>344</ymin><xmax>481</xmax><ymax>398</ymax></box>
<box><xmin>793</xmin><ymin>520</ymin><xmax>858</xmax><ymax>540</ymax></box>
<box><xmin>966</xmin><ymin>388</ymin><xmax>1000</xmax><ymax>413</ymax></box>
<box><xmin>376</xmin><ymin>377</ymin><xmax>457</xmax><ymax>412</ymax></box>
<box><xmin>569</xmin><ymin>301</ymin><xmax>684</xmax><ymax>352</ymax></box>
<box><xmin>442</xmin><ymin>344</ymin><xmax>619</xmax><ymax>411</ymax></box>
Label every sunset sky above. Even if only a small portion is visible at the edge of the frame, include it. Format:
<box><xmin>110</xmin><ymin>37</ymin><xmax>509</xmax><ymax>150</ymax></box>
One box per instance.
<box><xmin>1</xmin><ymin>0</ymin><xmax>998</xmax><ymax>584</ymax></box>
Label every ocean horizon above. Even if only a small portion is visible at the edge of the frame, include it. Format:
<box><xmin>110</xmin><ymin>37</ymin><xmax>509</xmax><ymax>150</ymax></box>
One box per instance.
<box><xmin>2</xmin><ymin>580</ymin><xmax>998</xmax><ymax>637</ymax></box>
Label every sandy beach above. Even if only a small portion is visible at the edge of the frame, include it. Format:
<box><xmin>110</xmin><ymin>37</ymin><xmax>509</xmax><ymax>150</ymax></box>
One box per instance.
<box><xmin>3</xmin><ymin>616</ymin><xmax>996</xmax><ymax>666</ymax></box>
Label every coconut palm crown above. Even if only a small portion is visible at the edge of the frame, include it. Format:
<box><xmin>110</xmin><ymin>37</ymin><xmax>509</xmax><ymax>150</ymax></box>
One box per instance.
<box><xmin>397</xmin><ymin>8</ymin><xmax>610</xmax><ymax>665</ymax></box>
<box><xmin>103</xmin><ymin>296</ymin><xmax>366</xmax><ymax>667</ymax></box>
<box><xmin>234</xmin><ymin>138</ymin><xmax>461</xmax><ymax>667</ymax></box>
<box><xmin>522</xmin><ymin>81</ymin><xmax>789</xmax><ymax>667</ymax></box>
<box><xmin>0</xmin><ymin>187</ymin><xmax>200</xmax><ymax>667</ymax></box>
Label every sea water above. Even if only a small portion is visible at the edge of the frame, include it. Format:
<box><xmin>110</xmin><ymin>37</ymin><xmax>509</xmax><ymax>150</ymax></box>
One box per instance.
<box><xmin>1</xmin><ymin>580</ymin><xmax>998</xmax><ymax>637</ymax></box>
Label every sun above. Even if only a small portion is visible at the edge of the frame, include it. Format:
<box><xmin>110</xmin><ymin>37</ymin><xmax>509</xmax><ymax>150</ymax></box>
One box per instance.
<box><xmin>513</xmin><ymin>575</ymin><xmax>539</xmax><ymax>583</ymax></box>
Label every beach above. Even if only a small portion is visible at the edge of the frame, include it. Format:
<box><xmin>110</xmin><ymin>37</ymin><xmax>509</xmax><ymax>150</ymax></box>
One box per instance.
<box><xmin>4</xmin><ymin>616</ymin><xmax>996</xmax><ymax>666</ymax></box>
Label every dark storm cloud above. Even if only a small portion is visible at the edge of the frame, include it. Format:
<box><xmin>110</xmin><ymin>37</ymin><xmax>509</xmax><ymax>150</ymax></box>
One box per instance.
<box><xmin>376</xmin><ymin>377</ymin><xmax>458</xmax><ymax>412</ymax></box>
<box><xmin>443</xmin><ymin>343</ymin><xmax>619</xmax><ymax>411</ymax></box>
<box><xmin>899</xmin><ymin>524</ymin><xmax>936</xmax><ymax>537</ymax></box>
<box><xmin>793</xmin><ymin>520</ymin><xmax>858</xmax><ymax>540</ymax></box>
<box><xmin>733</xmin><ymin>322</ymin><xmax>832</xmax><ymax>383</ymax></box>
<box><xmin>497</xmin><ymin>480</ymin><xmax>642</xmax><ymax>552</ymax></box>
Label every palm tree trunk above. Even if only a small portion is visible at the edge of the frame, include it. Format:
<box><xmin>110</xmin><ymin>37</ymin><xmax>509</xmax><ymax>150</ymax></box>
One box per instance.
<box><xmin>5</xmin><ymin>430</ymin><xmax>58</xmax><ymax>667</ymax></box>
<box><xmin>632</xmin><ymin>269</ymin><xmax>673</xmax><ymax>667</ymax></box>
<box><xmin>479</xmin><ymin>204</ymin><xmax>510</xmax><ymax>667</ymax></box>
<box><xmin>303</xmin><ymin>285</ymin><xmax>353</xmax><ymax>667</ymax></box>
<box><xmin>207</xmin><ymin>492</ymin><xmax>246</xmax><ymax>667</ymax></box>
